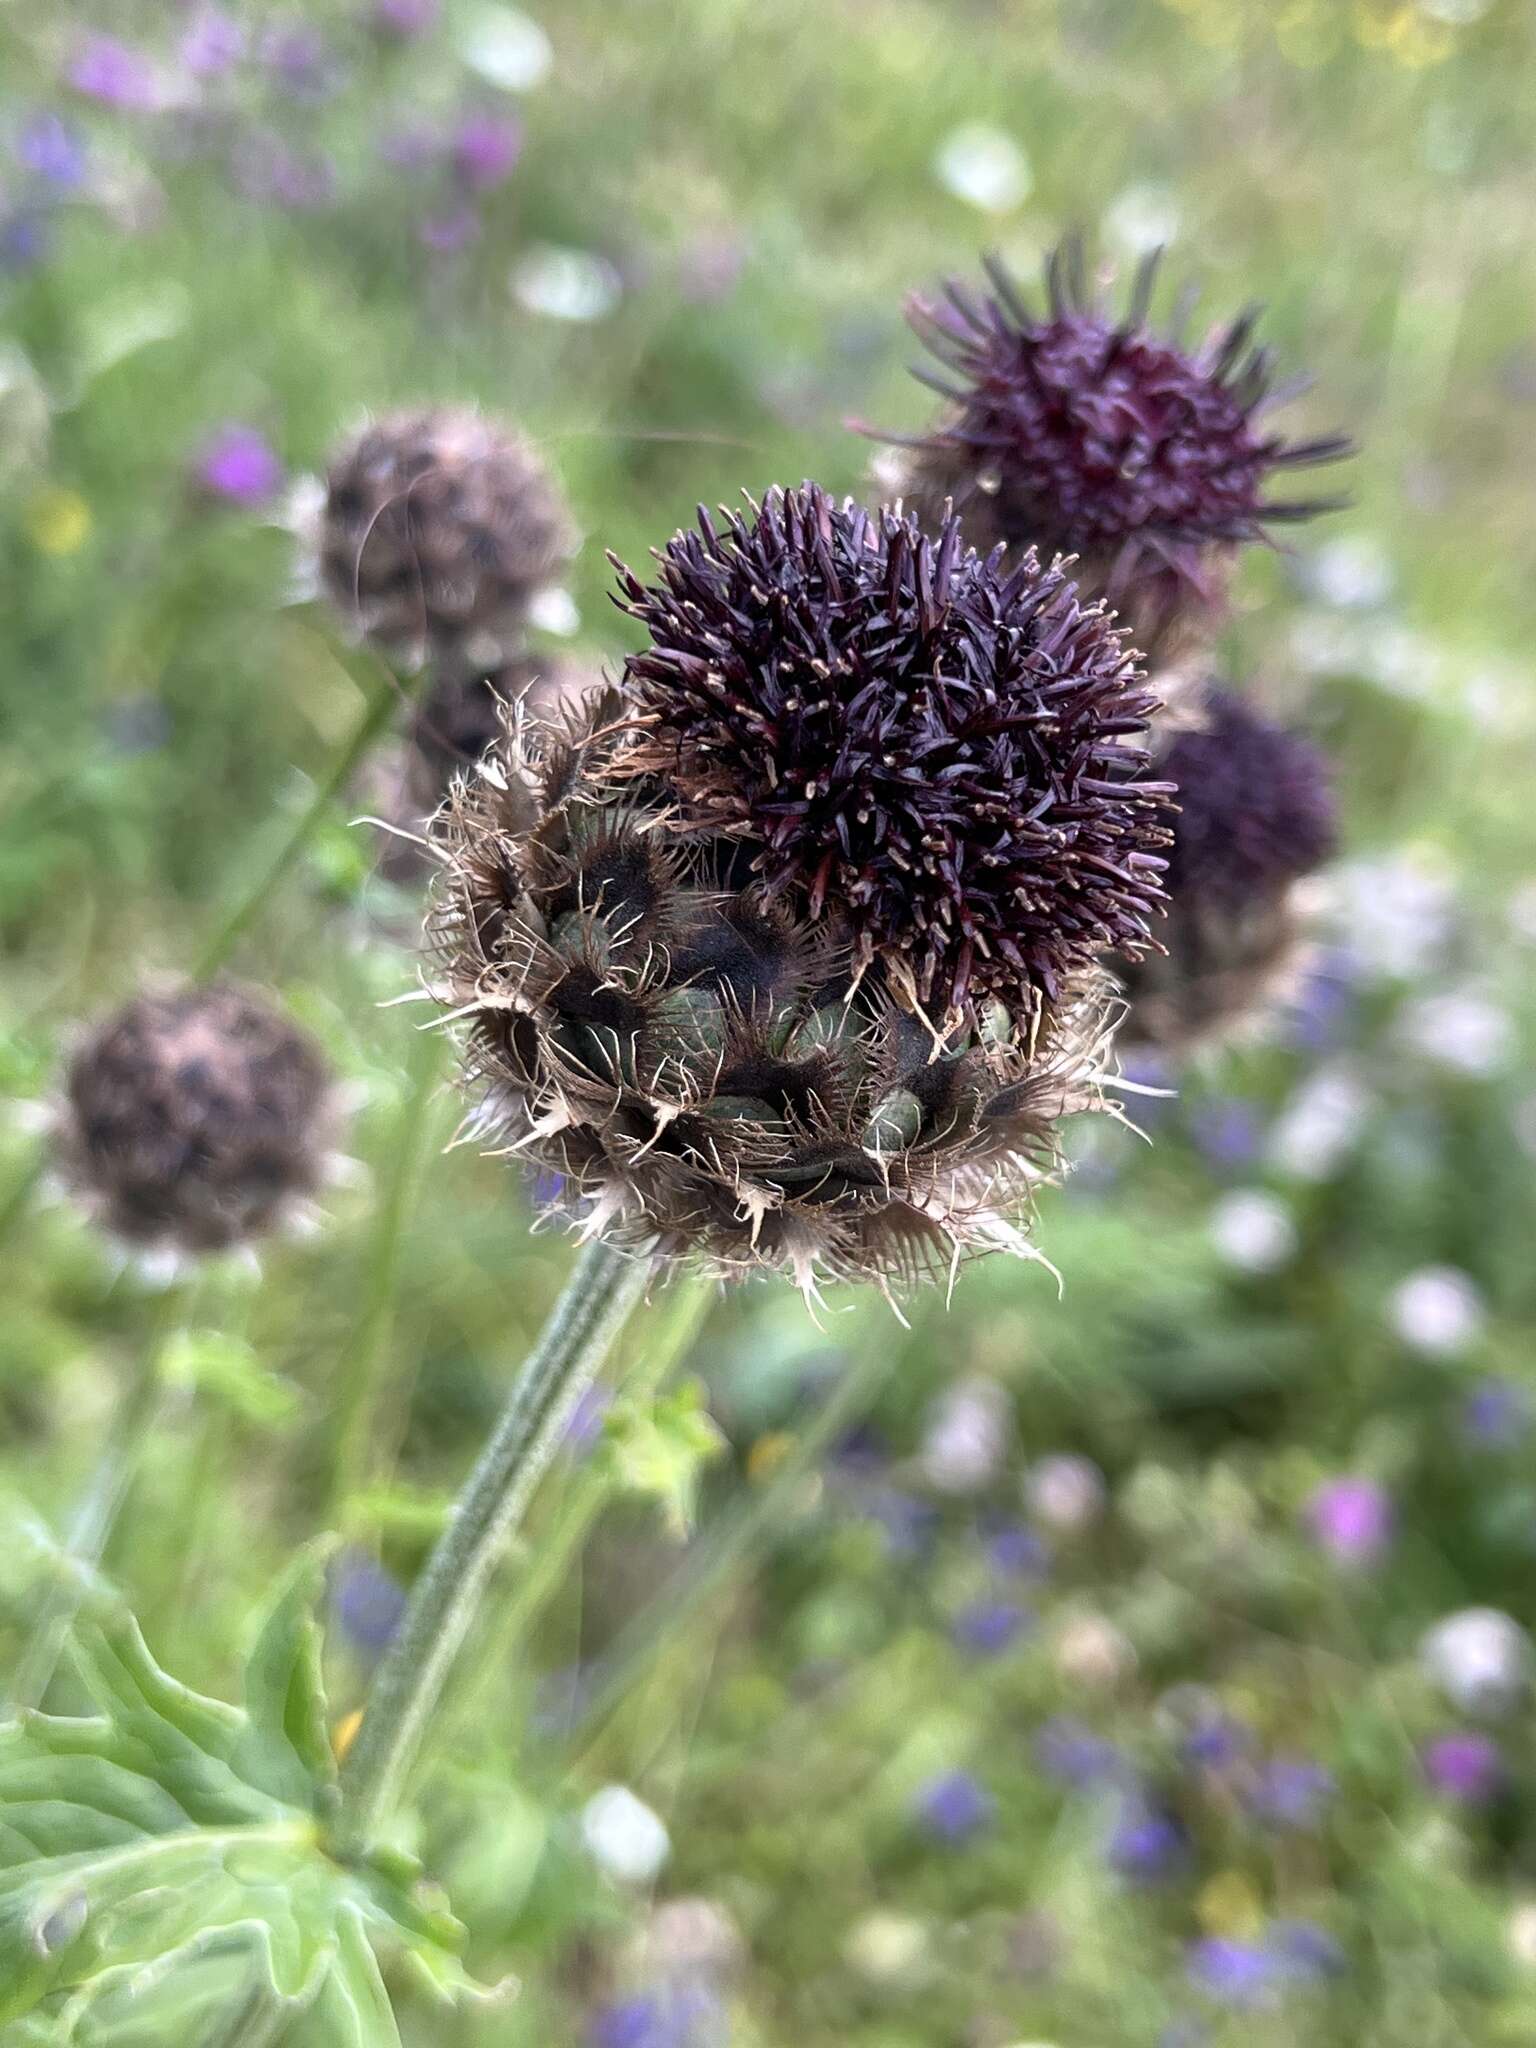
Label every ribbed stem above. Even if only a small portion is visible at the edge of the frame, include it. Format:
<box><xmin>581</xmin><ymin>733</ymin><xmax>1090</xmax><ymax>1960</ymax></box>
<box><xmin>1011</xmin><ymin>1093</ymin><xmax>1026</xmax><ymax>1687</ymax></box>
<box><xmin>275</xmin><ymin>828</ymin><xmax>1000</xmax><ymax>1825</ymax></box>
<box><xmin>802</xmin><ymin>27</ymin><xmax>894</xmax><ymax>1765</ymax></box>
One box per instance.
<box><xmin>333</xmin><ymin>1238</ymin><xmax>649</xmax><ymax>1856</ymax></box>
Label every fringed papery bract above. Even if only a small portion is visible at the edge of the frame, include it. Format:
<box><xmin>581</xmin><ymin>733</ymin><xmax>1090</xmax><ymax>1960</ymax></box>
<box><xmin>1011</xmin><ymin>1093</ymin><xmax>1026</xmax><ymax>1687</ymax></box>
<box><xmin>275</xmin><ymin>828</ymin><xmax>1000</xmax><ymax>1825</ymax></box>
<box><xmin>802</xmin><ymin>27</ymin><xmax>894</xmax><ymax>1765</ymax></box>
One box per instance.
<box><xmin>1118</xmin><ymin>686</ymin><xmax>1337</xmax><ymax>1049</ymax></box>
<box><xmin>611</xmin><ymin>485</ymin><xmax>1172</xmax><ymax>1036</ymax></box>
<box><xmin>428</xmin><ymin>694</ymin><xmax>1116</xmax><ymax>1293</ymax></box>
<box><xmin>888</xmin><ymin>241</ymin><xmax>1350</xmax><ymax>667</ymax></box>
<box><xmin>56</xmin><ymin>982</ymin><xmax>338</xmax><ymax>1256</ymax></box>
<box><xmin>320</xmin><ymin>407</ymin><xmax>576</xmax><ymax>671</ymax></box>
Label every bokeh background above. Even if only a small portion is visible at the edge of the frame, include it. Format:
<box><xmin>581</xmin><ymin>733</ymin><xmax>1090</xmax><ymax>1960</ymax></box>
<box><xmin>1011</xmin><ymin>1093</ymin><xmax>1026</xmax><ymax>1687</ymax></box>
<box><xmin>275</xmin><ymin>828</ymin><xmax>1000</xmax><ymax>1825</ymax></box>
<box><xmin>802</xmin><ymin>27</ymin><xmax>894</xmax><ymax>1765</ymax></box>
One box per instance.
<box><xmin>4</xmin><ymin>0</ymin><xmax>1536</xmax><ymax>2042</ymax></box>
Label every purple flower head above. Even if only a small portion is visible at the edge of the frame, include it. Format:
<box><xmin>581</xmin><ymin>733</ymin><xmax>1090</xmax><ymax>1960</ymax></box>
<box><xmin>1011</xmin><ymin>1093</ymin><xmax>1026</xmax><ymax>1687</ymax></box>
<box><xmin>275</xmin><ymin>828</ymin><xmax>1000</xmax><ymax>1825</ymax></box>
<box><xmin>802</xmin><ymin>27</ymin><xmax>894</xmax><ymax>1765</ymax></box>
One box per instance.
<box><xmin>1423</xmin><ymin>1730</ymin><xmax>1503</xmax><ymax>1805</ymax></box>
<box><xmin>1306</xmin><ymin>1476</ymin><xmax>1393</xmax><ymax>1566</ymax></box>
<box><xmin>1108</xmin><ymin>1798</ymin><xmax>1186</xmax><ymax>1881</ymax></box>
<box><xmin>374</xmin><ymin>0</ymin><xmax>440</xmax><ymax>34</ymax></box>
<box><xmin>1462</xmin><ymin>1377</ymin><xmax>1532</xmax><ymax>1449</ymax></box>
<box><xmin>1188</xmin><ymin>1097</ymin><xmax>1262</xmax><ymax>1174</ymax></box>
<box><xmin>261</xmin><ymin>24</ymin><xmax>340</xmax><ymax>100</ymax></box>
<box><xmin>378</xmin><ymin>124</ymin><xmax>440</xmax><ymax>173</ymax></box>
<box><xmin>915</xmin><ymin>1768</ymin><xmax>994</xmax><ymax>1843</ymax></box>
<box><xmin>332</xmin><ymin>1551</ymin><xmax>407</xmax><ymax>1655</ymax></box>
<box><xmin>1034</xmin><ymin>1715</ymin><xmax>1125</xmax><ymax>1788</ymax></box>
<box><xmin>951</xmin><ymin>1599</ymin><xmax>1031</xmax><ymax>1657</ymax></box>
<box><xmin>452</xmin><ymin>113</ymin><xmax>522</xmax><ymax>191</ymax></box>
<box><xmin>1248</xmin><ymin>1755</ymin><xmax>1334</xmax><ymax>1831</ymax></box>
<box><xmin>16</xmin><ymin>114</ymin><xmax>87</xmax><ymax>189</ymax></box>
<box><xmin>68</xmin><ymin>35</ymin><xmax>160</xmax><ymax>111</ymax></box>
<box><xmin>195</xmin><ymin>424</ymin><xmax>282</xmax><ymax>505</ymax></box>
<box><xmin>181</xmin><ymin>9</ymin><xmax>246</xmax><ymax>78</ymax></box>
<box><xmin>1187</xmin><ymin>1938</ymin><xmax>1279</xmax><ymax>2010</ymax></box>
<box><xmin>233</xmin><ymin>135</ymin><xmax>337</xmax><ymax>211</ymax></box>
<box><xmin>589</xmin><ymin>1988</ymin><xmax>716</xmax><ymax>2048</ymax></box>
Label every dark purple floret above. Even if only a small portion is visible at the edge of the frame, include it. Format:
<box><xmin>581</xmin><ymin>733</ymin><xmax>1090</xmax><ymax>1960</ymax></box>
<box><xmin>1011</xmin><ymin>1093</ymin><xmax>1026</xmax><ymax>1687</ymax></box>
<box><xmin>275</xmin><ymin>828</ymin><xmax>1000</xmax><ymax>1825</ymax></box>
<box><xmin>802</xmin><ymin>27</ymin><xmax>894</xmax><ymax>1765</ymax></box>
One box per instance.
<box><xmin>614</xmin><ymin>483</ymin><xmax>1171</xmax><ymax>1025</ymax></box>
<box><xmin>1162</xmin><ymin>688</ymin><xmax>1337</xmax><ymax>913</ymax></box>
<box><xmin>915</xmin><ymin>1768</ymin><xmax>995</xmax><ymax>1842</ymax></box>
<box><xmin>895</xmin><ymin>240</ymin><xmax>1349</xmax><ymax>606</ymax></box>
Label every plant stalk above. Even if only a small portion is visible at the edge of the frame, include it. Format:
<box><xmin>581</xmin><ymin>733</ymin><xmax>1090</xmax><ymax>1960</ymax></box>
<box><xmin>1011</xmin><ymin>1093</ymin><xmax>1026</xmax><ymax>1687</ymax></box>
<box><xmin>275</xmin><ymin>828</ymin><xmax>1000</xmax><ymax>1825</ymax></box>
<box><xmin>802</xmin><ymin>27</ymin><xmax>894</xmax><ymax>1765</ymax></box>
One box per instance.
<box><xmin>333</xmin><ymin>1237</ymin><xmax>649</xmax><ymax>1855</ymax></box>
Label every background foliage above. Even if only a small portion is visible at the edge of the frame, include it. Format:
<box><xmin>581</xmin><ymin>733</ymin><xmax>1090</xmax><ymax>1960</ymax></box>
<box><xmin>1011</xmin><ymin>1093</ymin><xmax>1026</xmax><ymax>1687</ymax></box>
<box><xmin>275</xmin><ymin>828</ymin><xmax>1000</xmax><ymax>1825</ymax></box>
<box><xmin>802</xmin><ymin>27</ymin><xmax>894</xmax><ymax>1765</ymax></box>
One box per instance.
<box><xmin>3</xmin><ymin>0</ymin><xmax>1536</xmax><ymax>2042</ymax></box>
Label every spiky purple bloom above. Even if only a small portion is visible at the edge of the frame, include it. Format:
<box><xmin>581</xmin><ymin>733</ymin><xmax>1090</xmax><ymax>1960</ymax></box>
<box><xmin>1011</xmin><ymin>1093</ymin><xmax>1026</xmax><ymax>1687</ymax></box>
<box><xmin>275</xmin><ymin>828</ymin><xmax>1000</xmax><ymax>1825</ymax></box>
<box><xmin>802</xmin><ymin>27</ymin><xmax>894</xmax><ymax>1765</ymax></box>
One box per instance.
<box><xmin>1423</xmin><ymin>1731</ymin><xmax>1503</xmax><ymax>1804</ymax></box>
<box><xmin>893</xmin><ymin>242</ymin><xmax>1348</xmax><ymax>658</ymax></box>
<box><xmin>1306</xmin><ymin>1477</ymin><xmax>1393</xmax><ymax>1566</ymax></box>
<box><xmin>1161</xmin><ymin>690</ymin><xmax>1336</xmax><ymax>914</ymax></box>
<box><xmin>615</xmin><ymin>483</ymin><xmax>1171</xmax><ymax>1025</ymax></box>
<box><xmin>915</xmin><ymin>1768</ymin><xmax>995</xmax><ymax>1842</ymax></box>
<box><xmin>195</xmin><ymin>424</ymin><xmax>282</xmax><ymax>505</ymax></box>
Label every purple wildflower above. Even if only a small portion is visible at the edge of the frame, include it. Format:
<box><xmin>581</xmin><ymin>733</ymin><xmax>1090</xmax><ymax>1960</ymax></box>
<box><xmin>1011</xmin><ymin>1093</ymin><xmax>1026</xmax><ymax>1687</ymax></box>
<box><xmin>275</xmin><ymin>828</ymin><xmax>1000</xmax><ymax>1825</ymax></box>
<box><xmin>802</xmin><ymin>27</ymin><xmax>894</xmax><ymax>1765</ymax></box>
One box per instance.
<box><xmin>951</xmin><ymin>1599</ymin><xmax>1030</xmax><ymax>1657</ymax></box>
<box><xmin>195</xmin><ymin>424</ymin><xmax>282</xmax><ymax>505</ymax></box>
<box><xmin>565</xmin><ymin>1385</ymin><xmax>611</xmax><ymax>1455</ymax></box>
<box><xmin>1187</xmin><ymin>1938</ymin><xmax>1279</xmax><ymax>2010</ymax></box>
<box><xmin>1248</xmin><ymin>1755</ymin><xmax>1334</xmax><ymax>1831</ymax></box>
<box><xmin>373</xmin><ymin>0</ymin><xmax>440</xmax><ymax>33</ymax></box>
<box><xmin>915</xmin><ymin>1769</ymin><xmax>994</xmax><ymax>1843</ymax></box>
<box><xmin>1269</xmin><ymin>1920</ymin><xmax>1345</xmax><ymax>1983</ymax></box>
<box><xmin>332</xmin><ymin>1552</ymin><xmax>407</xmax><ymax>1655</ymax></box>
<box><xmin>983</xmin><ymin>1518</ymin><xmax>1050</xmax><ymax>1578</ymax></box>
<box><xmin>863</xmin><ymin>1486</ymin><xmax>935</xmax><ymax>1560</ymax></box>
<box><xmin>180</xmin><ymin>8</ymin><xmax>246</xmax><ymax>78</ymax></box>
<box><xmin>16</xmin><ymin>114</ymin><xmax>87</xmax><ymax>189</ymax></box>
<box><xmin>1423</xmin><ymin>1731</ymin><xmax>1503</xmax><ymax>1805</ymax></box>
<box><xmin>262</xmin><ymin>24</ymin><xmax>340</xmax><ymax>99</ymax></box>
<box><xmin>1188</xmin><ymin>1098</ymin><xmax>1263</xmax><ymax>1174</ymax></box>
<box><xmin>1285</xmin><ymin>947</ymin><xmax>1357</xmax><ymax>1052</ymax></box>
<box><xmin>1461</xmin><ymin>1377</ymin><xmax>1531</xmax><ymax>1448</ymax></box>
<box><xmin>1108</xmin><ymin>1799</ymin><xmax>1186</xmax><ymax>1881</ymax></box>
<box><xmin>452</xmin><ymin>112</ymin><xmax>522</xmax><ymax>190</ymax></box>
<box><xmin>419</xmin><ymin>206</ymin><xmax>481</xmax><ymax>254</ymax></box>
<box><xmin>1182</xmin><ymin>1715</ymin><xmax>1250</xmax><ymax>1770</ymax></box>
<box><xmin>0</xmin><ymin>212</ymin><xmax>49</xmax><ymax>271</ymax></box>
<box><xmin>1034</xmin><ymin>1715</ymin><xmax>1125</xmax><ymax>1788</ymax></box>
<box><xmin>68</xmin><ymin>35</ymin><xmax>160</xmax><ymax>111</ymax></box>
<box><xmin>1306</xmin><ymin>1476</ymin><xmax>1394</xmax><ymax>1565</ymax></box>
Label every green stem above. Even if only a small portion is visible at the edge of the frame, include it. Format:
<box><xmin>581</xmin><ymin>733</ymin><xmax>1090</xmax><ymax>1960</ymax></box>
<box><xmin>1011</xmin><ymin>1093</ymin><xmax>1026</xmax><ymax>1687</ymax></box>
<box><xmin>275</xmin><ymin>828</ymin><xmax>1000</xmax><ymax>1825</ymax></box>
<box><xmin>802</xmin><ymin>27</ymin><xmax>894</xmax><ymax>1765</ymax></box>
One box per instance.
<box><xmin>327</xmin><ymin>1025</ymin><xmax>445</xmax><ymax>1516</ymax></box>
<box><xmin>333</xmin><ymin>1239</ymin><xmax>650</xmax><ymax>1856</ymax></box>
<box><xmin>8</xmin><ymin>1285</ymin><xmax>184</xmax><ymax>1713</ymax></box>
<box><xmin>444</xmin><ymin>1272</ymin><xmax>713</xmax><ymax>1748</ymax></box>
<box><xmin>193</xmin><ymin>650</ymin><xmax>402</xmax><ymax>981</ymax></box>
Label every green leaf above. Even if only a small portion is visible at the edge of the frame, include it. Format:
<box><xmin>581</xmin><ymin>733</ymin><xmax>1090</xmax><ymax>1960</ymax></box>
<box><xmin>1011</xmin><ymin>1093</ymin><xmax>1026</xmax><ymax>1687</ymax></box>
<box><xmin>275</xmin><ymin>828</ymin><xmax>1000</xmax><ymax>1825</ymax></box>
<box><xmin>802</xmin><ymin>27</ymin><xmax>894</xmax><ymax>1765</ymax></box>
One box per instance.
<box><xmin>0</xmin><ymin>1550</ymin><xmax>502</xmax><ymax>2044</ymax></box>
<box><xmin>598</xmin><ymin>1379</ymin><xmax>727</xmax><ymax>1538</ymax></box>
<box><xmin>158</xmin><ymin>1332</ymin><xmax>303</xmax><ymax>1431</ymax></box>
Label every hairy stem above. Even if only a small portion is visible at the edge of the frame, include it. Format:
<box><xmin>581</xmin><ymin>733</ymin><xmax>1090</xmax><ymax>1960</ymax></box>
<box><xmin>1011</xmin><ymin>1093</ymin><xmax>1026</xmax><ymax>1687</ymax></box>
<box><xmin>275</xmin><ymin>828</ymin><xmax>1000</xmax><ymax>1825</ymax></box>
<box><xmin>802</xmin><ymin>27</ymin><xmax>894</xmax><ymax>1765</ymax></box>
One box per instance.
<box><xmin>333</xmin><ymin>1238</ymin><xmax>649</xmax><ymax>1856</ymax></box>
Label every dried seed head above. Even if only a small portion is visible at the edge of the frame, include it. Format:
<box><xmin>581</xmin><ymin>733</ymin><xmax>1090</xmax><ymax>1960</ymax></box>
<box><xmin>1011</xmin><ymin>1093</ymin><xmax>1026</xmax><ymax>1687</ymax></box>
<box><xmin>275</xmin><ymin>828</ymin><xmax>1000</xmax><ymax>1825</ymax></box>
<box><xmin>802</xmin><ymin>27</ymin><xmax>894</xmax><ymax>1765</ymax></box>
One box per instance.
<box><xmin>612</xmin><ymin>484</ymin><xmax>1171</xmax><ymax>1034</ymax></box>
<box><xmin>320</xmin><ymin>407</ymin><xmax>576</xmax><ymax>669</ymax></box>
<box><xmin>1118</xmin><ymin>687</ymin><xmax>1337</xmax><ymax>1049</ymax></box>
<box><xmin>55</xmin><ymin>983</ymin><xmax>338</xmax><ymax>1256</ymax></box>
<box><xmin>407</xmin><ymin>653</ymin><xmax>603</xmax><ymax>805</ymax></box>
<box><xmin>428</xmin><ymin>693</ymin><xmax>1115</xmax><ymax>1293</ymax></box>
<box><xmin>888</xmin><ymin>243</ymin><xmax>1350</xmax><ymax>665</ymax></box>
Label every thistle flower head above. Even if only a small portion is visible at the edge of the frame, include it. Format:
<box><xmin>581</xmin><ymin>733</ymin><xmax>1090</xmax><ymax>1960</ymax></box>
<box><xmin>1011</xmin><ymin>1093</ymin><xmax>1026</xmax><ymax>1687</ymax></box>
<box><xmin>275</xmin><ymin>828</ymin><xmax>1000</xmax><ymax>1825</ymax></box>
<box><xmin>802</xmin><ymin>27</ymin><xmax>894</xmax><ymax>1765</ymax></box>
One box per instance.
<box><xmin>319</xmin><ymin>407</ymin><xmax>575</xmax><ymax>670</ymax></box>
<box><xmin>429</xmin><ymin>692</ymin><xmax>1115</xmax><ymax>1295</ymax></box>
<box><xmin>890</xmin><ymin>243</ymin><xmax>1349</xmax><ymax>661</ymax></box>
<box><xmin>612</xmin><ymin>484</ymin><xmax>1170</xmax><ymax>1032</ymax></box>
<box><xmin>1119</xmin><ymin>686</ymin><xmax>1336</xmax><ymax>1049</ymax></box>
<box><xmin>1161</xmin><ymin>687</ymin><xmax>1336</xmax><ymax>909</ymax></box>
<box><xmin>55</xmin><ymin>982</ymin><xmax>338</xmax><ymax>1256</ymax></box>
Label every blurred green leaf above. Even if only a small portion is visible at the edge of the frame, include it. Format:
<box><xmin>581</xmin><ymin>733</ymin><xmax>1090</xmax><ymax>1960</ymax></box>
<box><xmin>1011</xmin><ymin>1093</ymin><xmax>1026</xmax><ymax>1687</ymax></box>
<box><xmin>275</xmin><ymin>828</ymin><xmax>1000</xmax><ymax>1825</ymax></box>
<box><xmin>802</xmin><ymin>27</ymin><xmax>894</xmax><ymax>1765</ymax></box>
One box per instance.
<box><xmin>599</xmin><ymin>1379</ymin><xmax>727</xmax><ymax>1538</ymax></box>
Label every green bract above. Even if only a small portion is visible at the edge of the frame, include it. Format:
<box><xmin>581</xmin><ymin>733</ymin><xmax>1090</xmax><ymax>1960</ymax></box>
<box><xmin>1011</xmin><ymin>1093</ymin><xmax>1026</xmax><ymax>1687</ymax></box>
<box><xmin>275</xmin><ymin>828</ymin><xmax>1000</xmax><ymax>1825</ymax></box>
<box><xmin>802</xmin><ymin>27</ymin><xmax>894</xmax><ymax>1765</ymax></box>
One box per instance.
<box><xmin>0</xmin><ymin>1554</ymin><xmax>501</xmax><ymax>2045</ymax></box>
